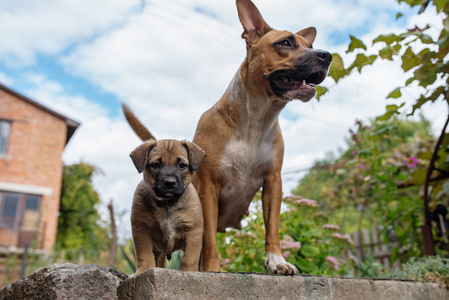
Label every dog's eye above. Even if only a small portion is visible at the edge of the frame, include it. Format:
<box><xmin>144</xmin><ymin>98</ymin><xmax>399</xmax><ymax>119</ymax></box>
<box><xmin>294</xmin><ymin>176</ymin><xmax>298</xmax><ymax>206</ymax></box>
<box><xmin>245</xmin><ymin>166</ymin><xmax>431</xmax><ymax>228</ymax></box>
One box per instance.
<box><xmin>279</xmin><ymin>40</ymin><xmax>292</xmax><ymax>48</ymax></box>
<box><xmin>150</xmin><ymin>162</ymin><xmax>161</xmax><ymax>170</ymax></box>
<box><xmin>179</xmin><ymin>163</ymin><xmax>187</xmax><ymax>169</ymax></box>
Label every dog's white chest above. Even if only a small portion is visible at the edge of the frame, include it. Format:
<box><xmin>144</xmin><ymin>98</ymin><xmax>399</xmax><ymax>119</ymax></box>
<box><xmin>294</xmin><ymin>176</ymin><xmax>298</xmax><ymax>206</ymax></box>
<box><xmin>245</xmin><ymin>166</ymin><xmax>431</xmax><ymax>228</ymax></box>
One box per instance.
<box><xmin>158</xmin><ymin>217</ymin><xmax>177</xmax><ymax>253</ymax></box>
<box><xmin>218</xmin><ymin>137</ymin><xmax>274</xmax><ymax>230</ymax></box>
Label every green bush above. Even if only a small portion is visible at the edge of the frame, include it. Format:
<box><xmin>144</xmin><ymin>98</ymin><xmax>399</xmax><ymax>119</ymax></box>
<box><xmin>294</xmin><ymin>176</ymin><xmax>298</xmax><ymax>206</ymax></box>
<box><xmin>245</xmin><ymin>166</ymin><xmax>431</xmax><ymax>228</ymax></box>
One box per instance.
<box><xmin>217</xmin><ymin>198</ymin><xmax>361</xmax><ymax>276</ymax></box>
<box><xmin>386</xmin><ymin>256</ymin><xmax>449</xmax><ymax>288</ymax></box>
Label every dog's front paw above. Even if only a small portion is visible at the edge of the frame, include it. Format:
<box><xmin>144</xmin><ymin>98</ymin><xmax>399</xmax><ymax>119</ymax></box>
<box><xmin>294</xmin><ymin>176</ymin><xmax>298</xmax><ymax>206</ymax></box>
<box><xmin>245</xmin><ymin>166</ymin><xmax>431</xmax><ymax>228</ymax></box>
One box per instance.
<box><xmin>264</xmin><ymin>253</ymin><xmax>298</xmax><ymax>275</ymax></box>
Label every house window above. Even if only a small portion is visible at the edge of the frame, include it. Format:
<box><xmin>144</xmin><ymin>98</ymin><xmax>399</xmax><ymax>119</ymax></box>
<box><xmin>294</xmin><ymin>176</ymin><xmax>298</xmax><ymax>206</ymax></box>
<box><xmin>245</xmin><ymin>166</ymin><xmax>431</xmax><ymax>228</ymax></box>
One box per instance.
<box><xmin>0</xmin><ymin>119</ymin><xmax>11</xmax><ymax>155</ymax></box>
<box><xmin>0</xmin><ymin>191</ymin><xmax>41</xmax><ymax>230</ymax></box>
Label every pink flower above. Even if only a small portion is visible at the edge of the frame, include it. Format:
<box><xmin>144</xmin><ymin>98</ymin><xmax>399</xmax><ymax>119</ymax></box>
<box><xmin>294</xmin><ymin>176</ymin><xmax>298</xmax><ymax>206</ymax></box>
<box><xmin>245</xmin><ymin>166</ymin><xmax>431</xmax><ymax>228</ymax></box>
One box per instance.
<box><xmin>351</xmin><ymin>151</ymin><xmax>357</xmax><ymax>156</ymax></box>
<box><xmin>295</xmin><ymin>198</ymin><xmax>319</xmax><ymax>207</ymax></box>
<box><xmin>280</xmin><ymin>240</ymin><xmax>302</xmax><ymax>250</ymax></box>
<box><xmin>406</xmin><ymin>156</ymin><xmax>418</xmax><ymax>168</ymax></box>
<box><xmin>331</xmin><ymin>233</ymin><xmax>353</xmax><ymax>245</ymax></box>
<box><xmin>322</xmin><ymin>224</ymin><xmax>341</xmax><ymax>231</ymax></box>
<box><xmin>359</xmin><ymin>163</ymin><xmax>365</xmax><ymax>169</ymax></box>
<box><xmin>283</xmin><ymin>251</ymin><xmax>291</xmax><ymax>258</ymax></box>
<box><xmin>326</xmin><ymin>256</ymin><xmax>339</xmax><ymax>270</ymax></box>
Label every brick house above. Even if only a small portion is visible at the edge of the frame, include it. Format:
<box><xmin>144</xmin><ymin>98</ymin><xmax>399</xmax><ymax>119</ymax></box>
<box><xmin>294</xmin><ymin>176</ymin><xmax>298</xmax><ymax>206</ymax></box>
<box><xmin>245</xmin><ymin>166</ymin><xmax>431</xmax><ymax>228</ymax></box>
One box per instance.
<box><xmin>0</xmin><ymin>83</ymin><xmax>79</xmax><ymax>251</ymax></box>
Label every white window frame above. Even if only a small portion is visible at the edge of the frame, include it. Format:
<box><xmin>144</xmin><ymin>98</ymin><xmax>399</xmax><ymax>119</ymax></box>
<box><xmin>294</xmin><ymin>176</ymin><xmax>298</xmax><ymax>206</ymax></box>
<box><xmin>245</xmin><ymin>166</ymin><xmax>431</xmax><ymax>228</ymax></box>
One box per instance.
<box><xmin>0</xmin><ymin>119</ymin><xmax>11</xmax><ymax>158</ymax></box>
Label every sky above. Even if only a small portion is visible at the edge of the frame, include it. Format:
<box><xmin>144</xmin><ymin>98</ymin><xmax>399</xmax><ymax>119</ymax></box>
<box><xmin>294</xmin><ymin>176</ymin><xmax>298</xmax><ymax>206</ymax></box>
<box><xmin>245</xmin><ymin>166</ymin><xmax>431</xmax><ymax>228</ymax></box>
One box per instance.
<box><xmin>0</xmin><ymin>0</ymin><xmax>446</xmax><ymax>238</ymax></box>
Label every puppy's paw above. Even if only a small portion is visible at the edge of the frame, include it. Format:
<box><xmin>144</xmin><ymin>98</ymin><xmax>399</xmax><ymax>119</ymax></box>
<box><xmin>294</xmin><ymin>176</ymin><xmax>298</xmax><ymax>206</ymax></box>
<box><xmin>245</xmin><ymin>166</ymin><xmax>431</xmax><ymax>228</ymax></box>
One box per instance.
<box><xmin>264</xmin><ymin>253</ymin><xmax>298</xmax><ymax>275</ymax></box>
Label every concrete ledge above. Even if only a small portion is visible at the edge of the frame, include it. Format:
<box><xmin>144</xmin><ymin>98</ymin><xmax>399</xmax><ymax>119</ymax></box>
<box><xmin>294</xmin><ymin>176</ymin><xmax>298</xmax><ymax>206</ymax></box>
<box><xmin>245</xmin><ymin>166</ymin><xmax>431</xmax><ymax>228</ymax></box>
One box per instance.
<box><xmin>117</xmin><ymin>268</ymin><xmax>449</xmax><ymax>300</ymax></box>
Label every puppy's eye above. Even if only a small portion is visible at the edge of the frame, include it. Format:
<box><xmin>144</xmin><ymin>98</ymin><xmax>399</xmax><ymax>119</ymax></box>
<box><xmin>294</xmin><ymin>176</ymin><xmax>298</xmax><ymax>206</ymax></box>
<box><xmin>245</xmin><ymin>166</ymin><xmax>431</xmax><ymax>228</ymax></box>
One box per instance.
<box><xmin>179</xmin><ymin>162</ymin><xmax>187</xmax><ymax>169</ymax></box>
<box><xmin>150</xmin><ymin>162</ymin><xmax>161</xmax><ymax>170</ymax></box>
<box><xmin>279</xmin><ymin>40</ymin><xmax>292</xmax><ymax>48</ymax></box>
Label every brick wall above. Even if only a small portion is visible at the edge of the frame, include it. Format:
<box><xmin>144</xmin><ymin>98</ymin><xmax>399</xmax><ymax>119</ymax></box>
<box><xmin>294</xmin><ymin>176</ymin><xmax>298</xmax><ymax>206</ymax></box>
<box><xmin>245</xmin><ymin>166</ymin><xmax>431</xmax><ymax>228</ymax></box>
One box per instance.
<box><xmin>0</xmin><ymin>88</ymin><xmax>67</xmax><ymax>250</ymax></box>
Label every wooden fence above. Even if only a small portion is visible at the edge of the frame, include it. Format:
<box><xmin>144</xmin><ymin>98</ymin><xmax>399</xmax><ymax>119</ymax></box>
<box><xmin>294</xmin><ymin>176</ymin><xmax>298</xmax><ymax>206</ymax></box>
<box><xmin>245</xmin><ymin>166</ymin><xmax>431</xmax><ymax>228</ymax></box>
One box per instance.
<box><xmin>349</xmin><ymin>226</ymin><xmax>401</xmax><ymax>271</ymax></box>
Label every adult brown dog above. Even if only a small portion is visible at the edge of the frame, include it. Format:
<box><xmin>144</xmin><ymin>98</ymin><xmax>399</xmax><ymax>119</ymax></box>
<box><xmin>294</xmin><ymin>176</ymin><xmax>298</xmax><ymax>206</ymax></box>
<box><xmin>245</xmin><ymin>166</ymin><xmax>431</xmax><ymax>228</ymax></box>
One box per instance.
<box><xmin>130</xmin><ymin>139</ymin><xmax>206</xmax><ymax>274</ymax></box>
<box><xmin>124</xmin><ymin>0</ymin><xmax>331</xmax><ymax>275</ymax></box>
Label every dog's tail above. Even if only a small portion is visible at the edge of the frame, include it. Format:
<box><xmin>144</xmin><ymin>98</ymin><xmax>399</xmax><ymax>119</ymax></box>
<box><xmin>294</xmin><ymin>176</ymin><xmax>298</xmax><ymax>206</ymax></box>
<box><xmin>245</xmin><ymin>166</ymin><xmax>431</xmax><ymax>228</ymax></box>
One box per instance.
<box><xmin>121</xmin><ymin>102</ymin><xmax>156</xmax><ymax>141</ymax></box>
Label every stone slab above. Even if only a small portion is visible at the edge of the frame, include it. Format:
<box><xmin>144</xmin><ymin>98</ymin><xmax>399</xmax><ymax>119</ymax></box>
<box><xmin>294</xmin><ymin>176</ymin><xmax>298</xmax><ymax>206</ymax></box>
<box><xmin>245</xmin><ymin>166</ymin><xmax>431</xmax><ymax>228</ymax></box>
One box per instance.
<box><xmin>117</xmin><ymin>268</ymin><xmax>449</xmax><ymax>300</ymax></box>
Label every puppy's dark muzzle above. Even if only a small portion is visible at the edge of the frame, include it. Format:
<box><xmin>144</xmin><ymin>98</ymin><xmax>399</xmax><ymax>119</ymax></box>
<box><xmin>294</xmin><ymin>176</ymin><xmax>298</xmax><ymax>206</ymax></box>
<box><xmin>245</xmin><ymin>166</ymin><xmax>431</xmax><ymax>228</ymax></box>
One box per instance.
<box><xmin>153</xmin><ymin>171</ymin><xmax>185</xmax><ymax>200</ymax></box>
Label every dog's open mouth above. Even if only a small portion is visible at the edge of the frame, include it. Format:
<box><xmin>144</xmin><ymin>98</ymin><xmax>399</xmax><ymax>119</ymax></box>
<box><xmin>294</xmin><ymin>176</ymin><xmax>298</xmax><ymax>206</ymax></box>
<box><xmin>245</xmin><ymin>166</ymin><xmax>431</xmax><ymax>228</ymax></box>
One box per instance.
<box><xmin>270</xmin><ymin>69</ymin><xmax>326</xmax><ymax>91</ymax></box>
<box><xmin>269</xmin><ymin>69</ymin><xmax>327</xmax><ymax>101</ymax></box>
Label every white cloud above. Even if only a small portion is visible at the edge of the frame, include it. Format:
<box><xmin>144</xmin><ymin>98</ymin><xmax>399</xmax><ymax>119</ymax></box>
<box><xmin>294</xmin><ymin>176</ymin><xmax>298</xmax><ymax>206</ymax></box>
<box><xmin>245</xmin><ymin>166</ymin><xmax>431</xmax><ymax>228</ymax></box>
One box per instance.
<box><xmin>0</xmin><ymin>0</ymin><xmax>140</xmax><ymax>66</ymax></box>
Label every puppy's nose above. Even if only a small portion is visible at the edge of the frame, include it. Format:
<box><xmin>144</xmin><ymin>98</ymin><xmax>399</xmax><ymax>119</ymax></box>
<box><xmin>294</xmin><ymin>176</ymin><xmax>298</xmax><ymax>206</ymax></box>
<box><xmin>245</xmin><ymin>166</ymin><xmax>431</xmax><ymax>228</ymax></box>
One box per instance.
<box><xmin>163</xmin><ymin>178</ymin><xmax>177</xmax><ymax>190</ymax></box>
<box><xmin>315</xmin><ymin>50</ymin><xmax>332</xmax><ymax>64</ymax></box>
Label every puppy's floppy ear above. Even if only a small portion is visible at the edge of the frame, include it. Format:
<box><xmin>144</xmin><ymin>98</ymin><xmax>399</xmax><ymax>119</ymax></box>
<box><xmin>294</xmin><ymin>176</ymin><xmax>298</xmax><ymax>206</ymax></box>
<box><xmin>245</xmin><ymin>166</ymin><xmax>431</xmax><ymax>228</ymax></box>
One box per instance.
<box><xmin>130</xmin><ymin>140</ymin><xmax>157</xmax><ymax>173</ymax></box>
<box><xmin>237</xmin><ymin>0</ymin><xmax>271</xmax><ymax>45</ymax></box>
<box><xmin>182</xmin><ymin>141</ymin><xmax>206</xmax><ymax>171</ymax></box>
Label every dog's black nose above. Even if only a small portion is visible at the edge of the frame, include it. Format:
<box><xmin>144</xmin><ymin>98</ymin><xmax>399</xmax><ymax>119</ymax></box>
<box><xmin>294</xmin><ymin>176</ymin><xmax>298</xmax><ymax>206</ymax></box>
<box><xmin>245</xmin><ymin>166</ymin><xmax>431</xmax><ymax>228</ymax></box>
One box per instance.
<box><xmin>315</xmin><ymin>50</ymin><xmax>332</xmax><ymax>64</ymax></box>
<box><xmin>163</xmin><ymin>178</ymin><xmax>177</xmax><ymax>189</ymax></box>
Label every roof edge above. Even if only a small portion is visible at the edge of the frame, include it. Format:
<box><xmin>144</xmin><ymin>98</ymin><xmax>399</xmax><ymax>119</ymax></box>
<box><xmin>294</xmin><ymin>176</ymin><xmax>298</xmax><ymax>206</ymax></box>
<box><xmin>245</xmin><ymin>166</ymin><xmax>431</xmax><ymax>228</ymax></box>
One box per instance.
<box><xmin>0</xmin><ymin>82</ymin><xmax>81</xmax><ymax>146</ymax></box>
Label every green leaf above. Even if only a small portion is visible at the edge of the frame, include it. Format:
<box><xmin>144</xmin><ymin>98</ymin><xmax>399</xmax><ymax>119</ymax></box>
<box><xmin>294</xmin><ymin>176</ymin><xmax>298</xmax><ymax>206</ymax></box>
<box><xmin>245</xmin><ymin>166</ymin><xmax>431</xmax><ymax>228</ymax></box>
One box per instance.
<box><xmin>428</xmin><ymin>86</ymin><xmax>446</xmax><ymax>101</ymax></box>
<box><xmin>376</xmin><ymin>104</ymin><xmax>404</xmax><ymax>121</ymax></box>
<box><xmin>437</xmin><ymin>35</ymin><xmax>449</xmax><ymax>59</ymax></box>
<box><xmin>348</xmin><ymin>54</ymin><xmax>377</xmax><ymax>73</ymax></box>
<box><xmin>410</xmin><ymin>95</ymin><xmax>430</xmax><ymax>115</ymax></box>
<box><xmin>405</xmin><ymin>77</ymin><xmax>415</xmax><ymax>86</ymax></box>
<box><xmin>396</xmin><ymin>12</ymin><xmax>403</xmax><ymax>20</ymax></box>
<box><xmin>414</xmin><ymin>65</ymin><xmax>437</xmax><ymax>87</ymax></box>
<box><xmin>392</xmin><ymin>44</ymin><xmax>402</xmax><ymax>55</ymax></box>
<box><xmin>329</xmin><ymin>53</ymin><xmax>348</xmax><ymax>83</ymax></box>
<box><xmin>418</xmin><ymin>150</ymin><xmax>432</xmax><ymax>160</ymax></box>
<box><xmin>347</xmin><ymin>35</ymin><xmax>367</xmax><ymax>53</ymax></box>
<box><xmin>379</xmin><ymin>46</ymin><xmax>394</xmax><ymax>60</ymax></box>
<box><xmin>373</xmin><ymin>34</ymin><xmax>400</xmax><ymax>46</ymax></box>
<box><xmin>386</xmin><ymin>103</ymin><xmax>405</xmax><ymax>111</ymax></box>
<box><xmin>296</xmin><ymin>257</ymin><xmax>314</xmax><ymax>272</ymax></box>
<box><xmin>387</xmin><ymin>87</ymin><xmax>402</xmax><ymax>99</ymax></box>
<box><xmin>300</xmin><ymin>245</ymin><xmax>320</xmax><ymax>257</ymax></box>
<box><xmin>395</xmin><ymin>226</ymin><xmax>404</xmax><ymax>237</ymax></box>
<box><xmin>401</xmin><ymin>47</ymin><xmax>420</xmax><ymax>72</ymax></box>
<box><xmin>441</xmin><ymin>133</ymin><xmax>449</xmax><ymax>153</ymax></box>
<box><xmin>417</xmin><ymin>48</ymin><xmax>431</xmax><ymax>60</ymax></box>
<box><xmin>418</xmin><ymin>34</ymin><xmax>434</xmax><ymax>44</ymax></box>
<box><xmin>436</xmin><ymin>62</ymin><xmax>449</xmax><ymax>74</ymax></box>
<box><xmin>397</xmin><ymin>0</ymin><xmax>422</xmax><ymax>7</ymax></box>
<box><xmin>434</xmin><ymin>0</ymin><xmax>448</xmax><ymax>12</ymax></box>
<box><xmin>315</xmin><ymin>86</ymin><xmax>328</xmax><ymax>100</ymax></box>
<box><xmin>410</xmin><ymin>169</ymin><xmax>427</xmax><ymax>185</ymax></box>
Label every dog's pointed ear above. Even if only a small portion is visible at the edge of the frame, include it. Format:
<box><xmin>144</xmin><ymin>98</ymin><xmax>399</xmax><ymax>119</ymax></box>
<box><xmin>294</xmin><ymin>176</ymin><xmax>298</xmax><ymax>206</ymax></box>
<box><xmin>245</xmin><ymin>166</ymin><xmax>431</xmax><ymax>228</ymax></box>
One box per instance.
<box><xmin>237</xmin><ymin>0</ymin><xmax>271</xmax><ymax>45</ymax></box>
<box><xmin>296</xmin><ymin>27</ymin><xmax>316</xmax><ymax>45</ymax></box>
<box><xmin>130</xmin><ymin>140</ymin><xmax>157</xmax><ymax>173</ymax></box>
<box><xmin>182</xmin><ymin>141</ymin><xmax>206</xmax><ymax>171</ymax></box>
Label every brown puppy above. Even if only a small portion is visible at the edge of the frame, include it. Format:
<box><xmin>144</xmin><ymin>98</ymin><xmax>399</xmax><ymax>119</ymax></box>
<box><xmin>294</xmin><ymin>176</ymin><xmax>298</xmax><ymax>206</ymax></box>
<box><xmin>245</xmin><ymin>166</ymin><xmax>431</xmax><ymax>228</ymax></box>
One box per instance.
<box><xmin>124</xmin><ymin>0</ymin><xmax>331</xmax><ymax>275</ymax></box>
<box><xmin>130</xmin><ymin>139</ymin><xmax>206</xmax><ymax>274</ymax></box>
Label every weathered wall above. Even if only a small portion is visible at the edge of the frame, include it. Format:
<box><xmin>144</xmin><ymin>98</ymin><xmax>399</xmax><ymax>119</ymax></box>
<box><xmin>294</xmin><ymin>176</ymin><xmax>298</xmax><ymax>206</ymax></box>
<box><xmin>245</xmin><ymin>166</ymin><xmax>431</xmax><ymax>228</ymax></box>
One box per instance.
<box><xmin>118</xmin><ymin>267</ymin><xmax>449</xmax><ymax>300</ymax></box>
<box><xmin>2</xmin><ymin>264</ymin><xmax>448</xmax><ymax>300</ymax></box>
